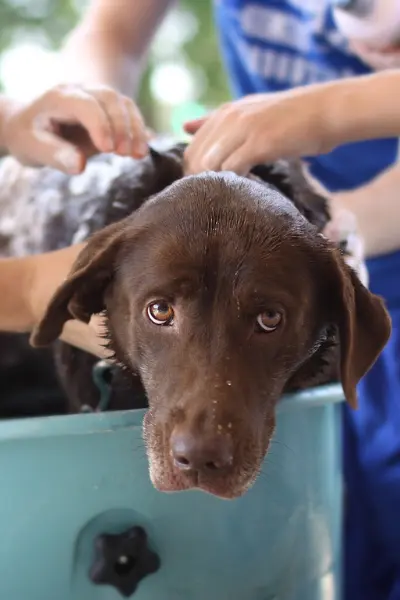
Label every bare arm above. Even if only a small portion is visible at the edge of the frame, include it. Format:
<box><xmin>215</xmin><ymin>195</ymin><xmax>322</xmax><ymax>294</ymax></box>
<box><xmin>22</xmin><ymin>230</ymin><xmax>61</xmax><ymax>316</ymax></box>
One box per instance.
<box><xmin>0</xmin><ymin>245</ymin><xmax>106</xmax><ymax>357</ymax></box>
<box><xmin>62</xmin><ymin>0</ymin><xmax>175</xmax><ymax>95</ymax></box>
<box><xmin>316</xmin><ymin>70</ymin><xmax>400</xmax><ymax>258</ymax></box>
<box><xmin>335</xmin><ymin>162</ymin><xmax>400</xmax><ymax>258</ymax></box>
<box><xmin>324</xmin><ymin>70</ymin><xmax>400</xmax><ymax>150</ymax></box>
<box><xmin>185</xmin><ymin>70</ymin><xmax>400</xmax><ymax>173</ymax></box>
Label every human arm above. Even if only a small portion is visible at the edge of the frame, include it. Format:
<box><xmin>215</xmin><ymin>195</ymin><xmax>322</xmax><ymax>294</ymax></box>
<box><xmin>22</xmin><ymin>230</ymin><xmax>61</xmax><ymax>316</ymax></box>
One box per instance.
<box><xmin>0</xmin><ymin>245</ymin><xmax>106</xmax><ymax>357</ymax></box>
<box><xmin>61</xmin><ymin>0</ymin><xmax>174</xmax><ymax>95</ymax></box>
<box><xmin>184</xmin><ymin>68</ymin><xmax>400</xmax><ymax>258</ymax></box>
<box><xmin>329</xmin><ymin>45</ymin><xmax>400</xmax><ymax>259</ymax></box>
<box><xmin>184</xmin><ymin>70</ymin><xmax>400</xmax><ymax>174</ymax></box>
<box><xmin>333</xmin><ymin>162</ymin><xmax>400</xmax><ymax>259</ymax></box>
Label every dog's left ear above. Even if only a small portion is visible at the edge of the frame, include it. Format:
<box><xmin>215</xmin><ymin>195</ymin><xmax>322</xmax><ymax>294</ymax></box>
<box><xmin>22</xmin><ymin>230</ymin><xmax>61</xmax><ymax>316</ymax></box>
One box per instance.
<box><xmin>30</xmin><ymin>220</ymin><xmax>127</xmax><ymax>347</ymax></box>
<box><xmin>324</xmin><ymin>247</ymin><xmax>391</xmax><ymax>409</ymax></box>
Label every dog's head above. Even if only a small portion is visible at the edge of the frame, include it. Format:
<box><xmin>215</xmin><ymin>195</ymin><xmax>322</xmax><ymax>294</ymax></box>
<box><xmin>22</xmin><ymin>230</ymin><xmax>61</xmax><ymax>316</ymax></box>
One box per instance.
<box><xmin>31</xmin><ymin>153</ymin><xmax>391</xmax><ymax>499</ymax></box>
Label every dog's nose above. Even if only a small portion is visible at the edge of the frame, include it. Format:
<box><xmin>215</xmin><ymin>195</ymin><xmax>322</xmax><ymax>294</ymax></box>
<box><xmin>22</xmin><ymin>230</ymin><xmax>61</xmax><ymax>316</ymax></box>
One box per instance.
<box><xmin>170</xmin><ymin>428</ymin><xmax>233</xmax><ymax>473</ymax></box>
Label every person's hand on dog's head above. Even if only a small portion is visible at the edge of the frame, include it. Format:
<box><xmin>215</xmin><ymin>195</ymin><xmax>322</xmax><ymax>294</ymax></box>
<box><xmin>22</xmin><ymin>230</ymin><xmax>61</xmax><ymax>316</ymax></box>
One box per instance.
<box><xmin>1</xmin><ymin>83</ymin><xmax>150</xmax><ymax>174</ymax></box>
<box><xmin>183</xmin><ymin>90</ymin><xmax>332</xmax><ymax>176</ymax></box>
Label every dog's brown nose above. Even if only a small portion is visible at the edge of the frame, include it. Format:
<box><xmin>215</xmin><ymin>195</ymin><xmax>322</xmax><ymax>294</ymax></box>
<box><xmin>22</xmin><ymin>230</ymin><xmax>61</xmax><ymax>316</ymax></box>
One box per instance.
<box><xmin>170</xmin><ymin>427</ymin><xmax>233</xmax><ymax>473</ymax></box>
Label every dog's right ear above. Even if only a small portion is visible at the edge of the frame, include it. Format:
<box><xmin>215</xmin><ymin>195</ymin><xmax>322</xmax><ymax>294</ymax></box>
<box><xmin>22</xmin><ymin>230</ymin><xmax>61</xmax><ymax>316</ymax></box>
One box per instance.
<box><xmin>30</xmin><ymin>221</ymin><xmax>126</xmax><ymax>347</ymax></box>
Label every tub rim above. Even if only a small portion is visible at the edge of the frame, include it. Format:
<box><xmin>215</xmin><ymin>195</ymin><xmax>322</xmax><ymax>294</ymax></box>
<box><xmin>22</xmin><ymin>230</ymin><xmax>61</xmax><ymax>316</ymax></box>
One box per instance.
<box><xmin>0</xmin><ymin>384</ymin><xmax>344</xmax><ymax>441</ymax></box>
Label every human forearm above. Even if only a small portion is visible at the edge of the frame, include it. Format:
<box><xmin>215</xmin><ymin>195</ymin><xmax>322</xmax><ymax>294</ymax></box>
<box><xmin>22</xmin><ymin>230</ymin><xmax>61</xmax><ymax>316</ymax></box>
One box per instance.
<box><xmin>334</xmin><ymin>162</ymin><xmax>400</xmax><ymax>258</ymax></box>
<box><xmin>323</xmin><ymin>70</ymin><xmax>400</xmax><ymax>150</ymax></box>
<box><xmin>62</xmin><ymin>26</ymin><xmax>141</xmax><ymax>96</ymax></box>
<box><xmin>0</xmin><ymin>245</ymin><xmax>106</xmax><ymax>357</ymax></box>
<box><xmin>0</xmin><ymin>245</ymin><xmax>84</xmax><ymax>332</ymax></box>
<box><xmin>61</xmin><ymin>0</ymin><xmax>173</xmax><ymax>95</ymax></box>
<box><xmin>184</xmin><ymin>70</ymin><xmax>400</xmax><ymax>173</ymax></box>
<box><xmin>0</xmin><ymin>255</ymin><xmax>35</xmax><ymax>332</ymax></box>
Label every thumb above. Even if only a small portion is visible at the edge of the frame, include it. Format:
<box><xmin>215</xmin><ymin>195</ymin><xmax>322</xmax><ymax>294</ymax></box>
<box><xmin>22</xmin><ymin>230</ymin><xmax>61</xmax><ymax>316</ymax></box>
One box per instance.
<box><xmin>25</xmin><ymin>129</ymin><xmax>86</xmax><ymax>174</ymax></box>
<box><xmin>183</xmin><ymin>116</ymin><xmax>208</xmax><ymax>135</ymax></box>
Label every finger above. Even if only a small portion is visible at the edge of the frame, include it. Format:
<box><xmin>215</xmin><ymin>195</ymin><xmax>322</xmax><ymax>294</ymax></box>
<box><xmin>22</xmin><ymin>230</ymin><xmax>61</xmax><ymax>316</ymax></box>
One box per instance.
<box><xmin>185</xmin><ymin>126</ymin><xmax>245</xmax><ymax>175</ymax></box>
<box><xmin>24</xmin><ymin>128</ymin><xmax>85</xmax><ymax>174</ymax></box>
<box><xmin>35</xmin><ymin>88</ymin><xmax>115</xmax><ymax>154</ymax></box>
<box><xmin>91</xmin><ymin>90</ymin><xmax>131</xmax><ymax>155</ymax></box>
<box><xmin>183</xmin><ymin>116</ymin><xmax>208</xmax><ymax>135</ymax></box>
<box><xmin>89</xmin><ymin>314</ymin><xmax>115</xmax><ymax>360</ymax></box>
<box><xmin>184</xmin><ymin>115</ymin><xmax>224</xmax><ymax>173</ymax></box>
<box><xmin>87</xmin><ymin>90</ymin><xmax>148</xmax><ymax>158</ymax></box>
<box><xmin>94</xmin><ymin>91</ymin><xmax>147</xmax><ymax>157</ymax></box>
<box><xmin>95</xmin><ymin>92</ymin><xmax>148</xmax><ymax>158</ymax></box>
<box><xmin>220</xmin><ymin>143</ymin><xmax>253</xmax><ymax>176</ymax></box>
<box><xmin>184</xmin><ymin>105</ymin><xmax>246</xmax><ymax>174</ymax></box>
<box><xmin>122</xmin><ymin>97</ymin><xmax>148</xmax><ymax>158</ymax></box>
<box><xmin>62</xmin><ymin>319</ymin><xmax>109</xmax><ymax>359</ymax></box>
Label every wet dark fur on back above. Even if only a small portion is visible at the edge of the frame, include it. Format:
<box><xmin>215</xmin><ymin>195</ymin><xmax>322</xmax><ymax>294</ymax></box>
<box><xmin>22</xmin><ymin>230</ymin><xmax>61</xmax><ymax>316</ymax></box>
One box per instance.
<box><xmin>0</xmin><ymin>142</ymin><xmax>345</xmax><ymax>417</ymax></box>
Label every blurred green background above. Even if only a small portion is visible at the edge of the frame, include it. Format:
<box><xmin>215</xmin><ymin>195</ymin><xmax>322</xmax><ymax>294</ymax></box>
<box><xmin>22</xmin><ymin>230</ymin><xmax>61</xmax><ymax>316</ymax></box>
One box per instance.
<box><xmin>0</xmin><ymin>0</ymin><xmax>231</xmax><ymax>135</ymax></box>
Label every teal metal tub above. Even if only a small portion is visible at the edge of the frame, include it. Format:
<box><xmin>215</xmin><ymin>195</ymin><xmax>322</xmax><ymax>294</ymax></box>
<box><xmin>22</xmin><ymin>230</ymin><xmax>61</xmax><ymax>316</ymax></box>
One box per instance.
<box><xmin>0</xmin><ymin>384</ymin><xmax>343</xmax><ymax>600</ymax></box>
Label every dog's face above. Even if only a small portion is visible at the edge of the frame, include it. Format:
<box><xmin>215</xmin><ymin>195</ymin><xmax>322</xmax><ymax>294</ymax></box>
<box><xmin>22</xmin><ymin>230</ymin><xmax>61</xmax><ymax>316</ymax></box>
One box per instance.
<box><xmin>32</xmin><ymin>171</ymin><xmax>391</xmax><ymax>499</ymax></box>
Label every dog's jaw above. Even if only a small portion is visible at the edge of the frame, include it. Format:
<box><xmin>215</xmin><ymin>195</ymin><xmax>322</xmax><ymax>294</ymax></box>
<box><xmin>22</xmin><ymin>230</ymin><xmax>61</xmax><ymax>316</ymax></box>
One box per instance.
<box><xmin>143</xmin><ymin>407</ymin><xmax>274</xmax><ymax>499</ymax></box>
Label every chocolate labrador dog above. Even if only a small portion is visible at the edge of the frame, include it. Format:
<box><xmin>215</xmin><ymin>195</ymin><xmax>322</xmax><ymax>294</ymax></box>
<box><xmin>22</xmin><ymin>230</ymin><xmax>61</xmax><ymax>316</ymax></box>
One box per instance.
<box><xmin>10</xmin><ymin>142</ymin><xmax>387</xmax><ymax>499</ymax></box>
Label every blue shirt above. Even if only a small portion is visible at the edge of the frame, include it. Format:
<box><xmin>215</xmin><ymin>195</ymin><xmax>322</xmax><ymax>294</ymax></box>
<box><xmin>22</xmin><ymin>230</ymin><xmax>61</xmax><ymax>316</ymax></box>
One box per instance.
<box><xmin>214</xmin><ymin>0</ymin><xmax>399</xmax><ymax>192</ymax></box>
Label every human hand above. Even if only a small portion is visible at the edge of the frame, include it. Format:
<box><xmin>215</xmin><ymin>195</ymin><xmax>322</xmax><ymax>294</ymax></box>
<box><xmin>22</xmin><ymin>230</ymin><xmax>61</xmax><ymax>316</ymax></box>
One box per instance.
<box><xmin>183</xmin><ymin>89</ymin><xmax>332</xmax><ymax>176</ymax></box>
<box><xmin>1</xmin><ymin>84</ymin><xmax>149</xmax><ymax>174</ymax></box>
<box><xmin>350</xmin><ymin>40</ymin><xmax>400</xmax><ymax>70</ymax></box>
<box><xmin>288</xmin><ymin>167</ymin><xmax>368</xmax><ymax>286</ymax></box>
<box><xmin>61</xmin><ymin>315</ymin><xmax>113</xmax><ymax>360</ymax></box>
<box><xmin>323</xmin><ymin>195</ymin><xmax>368</xmax><ymax>287</ymax></box>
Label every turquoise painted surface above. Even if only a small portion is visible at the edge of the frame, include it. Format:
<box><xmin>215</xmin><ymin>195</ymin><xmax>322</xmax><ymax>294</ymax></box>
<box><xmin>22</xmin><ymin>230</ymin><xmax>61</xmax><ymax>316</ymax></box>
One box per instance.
<box><xmin>0</xmin><ymin>384</ymin><xmax>343</xmax><ymax>600</ymax></box>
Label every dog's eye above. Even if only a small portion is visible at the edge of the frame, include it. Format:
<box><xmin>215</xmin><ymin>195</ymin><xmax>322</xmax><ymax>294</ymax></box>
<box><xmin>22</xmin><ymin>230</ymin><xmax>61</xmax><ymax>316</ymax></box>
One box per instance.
<box><xmin>256</xmin><ymin>310</ymin><xmax>282</xmax><ymax>332</ymax></box>
<box><xmin>147</xmin><ymin>301</ymin><xmax>174</xmax><ymax>326</ymax></box>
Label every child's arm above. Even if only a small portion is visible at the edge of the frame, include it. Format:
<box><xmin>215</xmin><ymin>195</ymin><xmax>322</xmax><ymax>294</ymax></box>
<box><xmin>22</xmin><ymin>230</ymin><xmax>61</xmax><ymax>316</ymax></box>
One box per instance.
<box><xmin>334</xmin><ymin>162</ymin><xmax>400</xmax><ymax>259</ymax></box>
<box><xmin>0</xmin><ymin>245</ymin><xmax>106</xmax><ymax>357</ymax></box>
<box><xmin>184</xmin><ymin>70</ymin><xmax>400</xmax><ymax>174</ymax></box>
<box><xmin>325</xmin><ymin>70</ymin><xmax>400</xmax><ymax>148</ymax></box>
